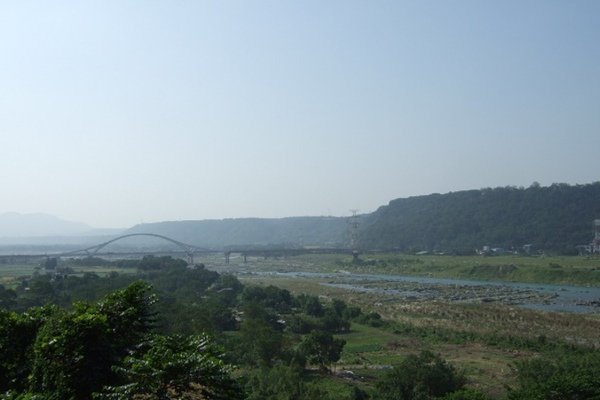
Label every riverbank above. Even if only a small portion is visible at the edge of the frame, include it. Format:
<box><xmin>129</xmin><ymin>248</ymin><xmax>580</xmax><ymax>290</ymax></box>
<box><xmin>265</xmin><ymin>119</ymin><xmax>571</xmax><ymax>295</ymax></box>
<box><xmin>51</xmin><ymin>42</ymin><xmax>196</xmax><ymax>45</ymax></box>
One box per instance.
<box><xmin>215</xmin><ymin>253</ymin><xmax>600</xmax><ymax>287</ymax></box>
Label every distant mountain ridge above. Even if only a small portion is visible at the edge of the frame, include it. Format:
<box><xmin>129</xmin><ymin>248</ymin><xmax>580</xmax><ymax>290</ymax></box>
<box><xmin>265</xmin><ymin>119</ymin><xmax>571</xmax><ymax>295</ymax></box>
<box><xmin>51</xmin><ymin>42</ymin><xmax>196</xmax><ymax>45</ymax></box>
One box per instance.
<box><xmin>125</xmin><ymin>183</ymin><xmax>600</xmax><ymax>253</ymax></box>
<box><xmin>0</xmin><ymin>212</ymin><xmax>93</xmax><ymax>238</ymax></box>
<box><xmin>126</xmin><ymin>216</ymin><xmax>350</xmax><ymax>249</ymax></box>
<box><xmin>5</xmin><ymin>183</ymin><xmax>599</xmax><ymax>254</ymax></box>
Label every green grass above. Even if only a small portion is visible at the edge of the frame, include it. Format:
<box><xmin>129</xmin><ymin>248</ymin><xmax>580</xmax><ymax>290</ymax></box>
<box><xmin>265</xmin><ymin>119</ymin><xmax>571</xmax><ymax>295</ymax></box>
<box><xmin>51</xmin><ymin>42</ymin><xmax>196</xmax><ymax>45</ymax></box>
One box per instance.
<box><xmin>367</xmin><ymin>254</ymin><xmax>600</xmax><ymax>286</ymax></box>
<box><xmin>338</xmin><ymin>323</ymin><xmax>396</xmax><ymax>364</ymax></box>
<box><xmin>0</xmin><ymin>264</ymin><xmax>40</xmax><ymax>287</ymax></box>
<box><xmin>0</xmin><ymin>263</ymin><xmax>38</xmax><ymax>277</ymax></box>
<box><xmin>233</xmin><ymin>253</ymin><xmax>600</xmax><ymax>286</ymax></box>
<box><xmin>0</xmin><ymin>261</ymin><xmax>137</xmax><ymax>289</ymax></box>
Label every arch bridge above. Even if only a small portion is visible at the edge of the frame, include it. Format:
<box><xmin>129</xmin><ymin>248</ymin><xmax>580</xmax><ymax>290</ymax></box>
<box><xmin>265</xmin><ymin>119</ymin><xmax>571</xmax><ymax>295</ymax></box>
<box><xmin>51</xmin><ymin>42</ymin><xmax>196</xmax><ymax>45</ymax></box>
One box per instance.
<box><xmin>61</xmin><ymin>233</ymin><xmax>212</xmax><ymax>264</ymax></box>
<box><xmin>54</xmin><ymin>233</ymin><xmax>361</xmax><ymax>265</ymax></box>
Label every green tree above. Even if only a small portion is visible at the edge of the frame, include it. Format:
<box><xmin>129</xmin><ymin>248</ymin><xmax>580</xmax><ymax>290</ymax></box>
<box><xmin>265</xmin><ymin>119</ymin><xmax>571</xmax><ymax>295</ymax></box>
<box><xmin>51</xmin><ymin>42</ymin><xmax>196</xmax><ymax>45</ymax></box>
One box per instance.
<box><xmin>507</xmin><ymin>352</ymin><xmax>600</xmax><ymax>399</ymax></box>
<box><xmin>97</xmin><ymin>334</ymin><xmax>241</xmax><ymax>400</ymax></box>
<box><xmin>30</xmin><ymin>306</ymin><xmax>113</xmax><ymax>399</ymax></box>
<box><xmin>0</xmin><ymin>284</ymin><xmax>17</xmax><ymax>309</ymax></box>
<box><xmin>297</xmin><ymin>294</ymin><xmax>324</xmax><ymax>317</ymax></box>
<box><xmin>96</xmin><ymin>281</ymin><xmax>157</xmax><ymax>353</ymax></box>
<box><xmin>376</xmin><ymin>351</ymin><xmax>465</xmax><ymax>400</ymax></box>
<box><xmin>238</xmin><ymin>316</ymin><xmax>284</xmax><ymax>367</ymax></box>
<box><xmin>28</xmin><ymin>282</ymin><xmax>157</xmax><ymax>399</ymax></box>
<box><xmin>43</xmin><ymin>257</ymin><xmax>57</xmax><ymax>270</ymax></box>
<box><xmin>245</xmin><ymin>364</ymin><xmax>331</xmax><ymax>400</ymax></box>
<box><xmin>0</xmin><ymin>306</ymin><xmax>57</xmax><ymax>392</ymax></box>
<box><xmin>300</xmin><ymin>330</ymin><xmax>346</xmax><ymax>372</ymax></box>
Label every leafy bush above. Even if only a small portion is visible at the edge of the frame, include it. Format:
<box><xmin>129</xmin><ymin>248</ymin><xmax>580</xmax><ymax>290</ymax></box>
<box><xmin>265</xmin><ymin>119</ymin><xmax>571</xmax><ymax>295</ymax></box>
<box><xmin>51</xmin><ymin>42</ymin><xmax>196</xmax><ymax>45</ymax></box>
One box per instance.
<box><xmin>508</xmin><ymin>352</ymin><xmax>600</xmax><ymax>399</ymax></box>
<box><xmin>376</xmin><ymin>350</ymin><xmax>465</xmax><ymax>400</ymax></box>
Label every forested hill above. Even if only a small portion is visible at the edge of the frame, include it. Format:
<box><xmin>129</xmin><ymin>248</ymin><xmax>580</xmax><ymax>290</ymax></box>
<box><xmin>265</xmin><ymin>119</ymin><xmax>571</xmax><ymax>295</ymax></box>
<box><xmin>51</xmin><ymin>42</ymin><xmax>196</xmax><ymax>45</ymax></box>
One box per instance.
<box><xmin>126</xmin><ymin>216</ymin><xmax>349</xmax><ymax>248</ymax></box>
<box><xmin>359</xmin><ymin>183</ymin><xmax>600</xmax><ymax>253</ymax></box>
<box><xmin>126</xmin><ymin>183</ymin><xmax>600</xmax><ymax>253</ymax></box>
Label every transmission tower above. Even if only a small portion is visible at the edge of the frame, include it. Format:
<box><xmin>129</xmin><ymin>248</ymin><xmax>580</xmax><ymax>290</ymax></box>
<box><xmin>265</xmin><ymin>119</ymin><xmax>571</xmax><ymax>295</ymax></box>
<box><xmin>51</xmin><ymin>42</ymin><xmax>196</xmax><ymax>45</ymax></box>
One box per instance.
<box><xmin>348</xmin><ymin>209</ymin><xmax>360</xmax><ymax>250</ymax></box>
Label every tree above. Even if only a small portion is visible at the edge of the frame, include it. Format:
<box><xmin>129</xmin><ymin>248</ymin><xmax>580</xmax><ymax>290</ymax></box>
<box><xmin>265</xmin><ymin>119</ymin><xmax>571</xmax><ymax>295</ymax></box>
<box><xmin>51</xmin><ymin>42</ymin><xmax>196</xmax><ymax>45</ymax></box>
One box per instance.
<box><xmin>376</xmin><ymin>351</ymin><xmax>465</xmax><ymax>400</ymax></box>
<box><xmin>30</xmin><ymin>305</ymin><xmax>113</xmax><ymax>399</ymax></box>
<box><xmin>97</xmin><ymin>334</ymin><xmax>242</xmax><ymax>400</ymax></box>
<box><xmin>0</xmin><ymin>306</ymin><xmax>57</xmax><ymax>392</ymax></box>
<box><xmin>297</xmin><ymin>294</ymin><xmax>324</xmax><ymax>317</ymax></box>
<box><xmin>300</xmin><ymin>330</ymin><xmax>346</xmax><ymax>372</ymax></box>
<box><xmin>507</xmin><ymin>352</ymin><xmax>600</xmax><ymax>399</ymax></box>
<box><xmin>0</xmin><ymin>284</ymin><xmax>17</xmax><ymax>310</ymax></box>
<box><xmin>43</xmin><ymin>257</ymin><xmax>57</xmax><ymax>270</ymax></box>
<box><xmin>321</xmin><ymin>308</ymin><xmax>351</xmax><ymax>333</ymax></box>
<box><xmin>27</xmin><ymin>282</ymin><xmax>157</xmax><ymax>399</ymax></box>
<box><xmin>96</xmin><ymin>280</ymin><xmax>157</xmax><ymax>354</ymax></box>
<box><xmin>238</xmin><ymin>316</ymin><xmax>284</xmax><ymax>367</ymax></box>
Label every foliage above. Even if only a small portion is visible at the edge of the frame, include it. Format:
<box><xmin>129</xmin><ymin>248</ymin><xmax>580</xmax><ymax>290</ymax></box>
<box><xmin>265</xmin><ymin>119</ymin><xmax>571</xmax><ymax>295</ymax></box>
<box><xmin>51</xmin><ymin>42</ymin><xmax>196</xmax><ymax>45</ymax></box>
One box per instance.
<box><xmin>360</xmin><ymin>182</ymin><xmax>600</xmax><ymax>253</ymax></box>
<box><xmin>376</xmin><ymin>351</ymin><xmax>465</xmax><ymax>400</ymax></box>
<box><xmin>0</xmin><ymin>306</ymin><xmax>57</xmax><ymax>392</ymax></box>
<box><xmin>355</xmin><ymin>311</ymin><xmax>386</xmax><ymax>328</ymax></box>
<box><xmin>241</xmin><ymin>318</ymin><xmax>284</xmax><ymax>366</ymax></box>
<box><xmin>241</xmin><ymin>285</ymin><xmax>294</xmax><ymax>313</ymax></box>
<box><xmin>28</xmin><ymin>282</ymin><xmax>157</xmax><ymax>399</ymax></box>
<box><xmin>13</xmin><ymin>256</ymin><xmax>600</xmax><ymax>399</ymax></box>
<box><xmin>244</xmin><ymin>365</ymin><xmax>332</xmax><ymax>400</ymax></box>
<box><xmin>507</xmin><ymin>351</ymin><xmax>600</xmax><ymax>399</ymax></box>
<box><xmin>97</xmin><ymin>281</ymin><xmax>158</xmax><ymax>351</ymax></box>
<box><xmin>96</xmin><ymin>334</ymin><xmax>242</xmax><ymax>400</ymax></box>
<box><xmin>300</xmin><ymin>330</ymin><xmax>346</xmax><ymax>372</ymax></box>
<box><xmin>136</xmin><ymin>255</ymin><xmax>188</xmax><ymax>271</ymax></box>
<box><xmin>0</xmin><ymin>280</ymin><xmax>240</xmax><ymax>400</ymax></box>
<box><xmin>296</xmin><ymin>294</ymin><xmax>324</xmax><ymax>317</ymax></box>
<box><xmin>67</xmin><ymin>256</ymin><xmax>112</xmax><ymax>267</ymax></box>
<box><xmin>440</xmin><ymin>388</ymin><xmax>491</xmax><ymax>399</ymax></box>
<box><xmin>0</xmin><ymin>284</ymin><xmax>17</xmax><ymax>309</ymax></box>
<box><xmin>30</xmin><ymin>306</ymin><xmax>113</xmax><ymax>399</ymax></box>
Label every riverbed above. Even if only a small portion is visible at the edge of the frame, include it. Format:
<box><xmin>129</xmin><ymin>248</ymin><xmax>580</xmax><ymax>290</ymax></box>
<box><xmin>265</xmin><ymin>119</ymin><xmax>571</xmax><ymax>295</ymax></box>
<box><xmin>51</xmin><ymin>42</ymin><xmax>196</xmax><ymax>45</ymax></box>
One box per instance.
<box><xmin>241</xmin><ymin>270</ymin><xmax>600</xmax><ymax>314</ymax></box>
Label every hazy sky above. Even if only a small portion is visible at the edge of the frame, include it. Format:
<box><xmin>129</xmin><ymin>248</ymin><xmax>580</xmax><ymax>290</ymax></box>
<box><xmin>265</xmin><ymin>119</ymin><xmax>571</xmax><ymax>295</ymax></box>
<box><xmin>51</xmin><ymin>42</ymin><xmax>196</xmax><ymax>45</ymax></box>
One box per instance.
<box><xmin>1</xmin><ymin>1</ymin><xmax>599</xmax><ymax>228</ymax></box>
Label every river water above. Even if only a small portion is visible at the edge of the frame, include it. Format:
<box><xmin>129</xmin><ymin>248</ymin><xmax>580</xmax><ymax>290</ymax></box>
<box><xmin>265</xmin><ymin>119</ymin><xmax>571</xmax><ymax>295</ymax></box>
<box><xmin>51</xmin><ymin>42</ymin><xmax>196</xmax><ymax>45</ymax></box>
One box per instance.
<box><xmin>248</xmin><ymin>270</ymin><xmax>600</xmax><ymax>314</ymax></box>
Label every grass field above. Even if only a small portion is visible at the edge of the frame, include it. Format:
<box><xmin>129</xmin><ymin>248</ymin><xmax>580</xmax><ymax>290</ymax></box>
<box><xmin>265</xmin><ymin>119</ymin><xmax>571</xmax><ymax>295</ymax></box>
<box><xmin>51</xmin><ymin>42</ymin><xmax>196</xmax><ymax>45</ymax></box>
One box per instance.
<box><xmin>0</xmin><ymin>260</ymin><xmax>137</xmax><ymax>288</ymax></box>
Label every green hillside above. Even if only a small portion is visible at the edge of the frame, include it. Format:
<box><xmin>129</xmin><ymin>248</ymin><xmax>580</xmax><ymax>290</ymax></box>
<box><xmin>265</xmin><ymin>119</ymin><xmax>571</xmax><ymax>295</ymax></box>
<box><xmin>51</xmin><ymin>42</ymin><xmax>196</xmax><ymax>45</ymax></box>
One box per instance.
<box><xmin>124</xmin><ymin>183</ymin><xmax>600</xmax><ymax>254</ymax></box>
<box><xmin>127</xmin><ymin>216</ymin><xmax>349</xmax><ymax>248</ymax></box>
<box><xmin>359</xmin><ymin>182</ymin><xmax>600</xmax><ymax>253</ymax></box>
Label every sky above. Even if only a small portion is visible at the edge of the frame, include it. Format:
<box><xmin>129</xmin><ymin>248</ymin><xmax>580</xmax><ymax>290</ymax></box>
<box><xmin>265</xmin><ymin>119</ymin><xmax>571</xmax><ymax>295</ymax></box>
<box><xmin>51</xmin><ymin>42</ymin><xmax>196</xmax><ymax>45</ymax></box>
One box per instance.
<box><xmin>1</xmin><ymin>1</ymin><xmax>599</xmax><ymax>228</ymax></box>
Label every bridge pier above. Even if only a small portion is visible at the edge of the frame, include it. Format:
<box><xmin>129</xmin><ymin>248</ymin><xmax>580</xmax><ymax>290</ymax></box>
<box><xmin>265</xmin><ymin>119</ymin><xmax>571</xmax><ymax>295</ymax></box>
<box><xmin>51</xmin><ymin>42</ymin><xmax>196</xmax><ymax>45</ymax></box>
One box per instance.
<box><xmin>243</xmin><ymin>253</ymin><xmax>247</xmax><ymax>263</ymax></box>
<box><xmin>225</xmin><ymin>252</ymin><xmax>230</xmax><ymax>264</ymax></box>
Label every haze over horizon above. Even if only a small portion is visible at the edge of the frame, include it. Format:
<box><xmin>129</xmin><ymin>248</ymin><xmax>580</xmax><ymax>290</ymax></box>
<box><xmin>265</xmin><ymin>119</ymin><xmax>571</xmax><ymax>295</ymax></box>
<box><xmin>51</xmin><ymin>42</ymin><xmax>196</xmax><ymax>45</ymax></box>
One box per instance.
<box><xmin>2</xmin><ymin>1</ymin><xmax>599</xmax><ymax>228</ymax></box>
